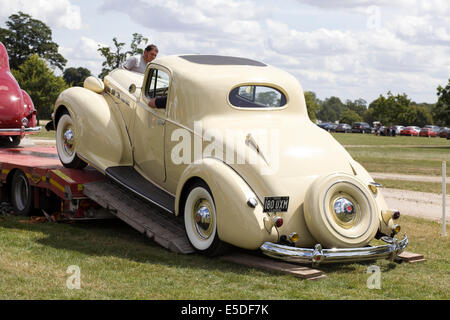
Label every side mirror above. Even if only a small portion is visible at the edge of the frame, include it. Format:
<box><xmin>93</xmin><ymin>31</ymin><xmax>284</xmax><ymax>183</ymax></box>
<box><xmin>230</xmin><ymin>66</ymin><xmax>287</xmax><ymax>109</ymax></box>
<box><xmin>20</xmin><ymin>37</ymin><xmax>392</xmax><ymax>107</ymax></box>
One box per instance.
<box><xmin>129</xmin><ymin>84</ymin><xmax>137</xmax><ymax>94</ymax></box>
<box><xmin>83</xmin><ymin>76</ymin><xmax>104</xmax><ymax>93</ymax></box>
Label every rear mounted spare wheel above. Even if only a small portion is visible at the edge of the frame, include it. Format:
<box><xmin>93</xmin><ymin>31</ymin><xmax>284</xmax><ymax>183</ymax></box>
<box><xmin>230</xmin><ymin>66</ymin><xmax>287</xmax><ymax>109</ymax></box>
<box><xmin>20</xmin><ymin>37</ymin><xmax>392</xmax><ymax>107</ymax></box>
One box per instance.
<box><xmin>56</xmin><ymin>112</ymin><xmax>87</xmax><ymax>169</ymax></box>
<box><xmin>304</xmin><ymin>173</ymin><xmax>379</xmax><ymax>248</ymax></box>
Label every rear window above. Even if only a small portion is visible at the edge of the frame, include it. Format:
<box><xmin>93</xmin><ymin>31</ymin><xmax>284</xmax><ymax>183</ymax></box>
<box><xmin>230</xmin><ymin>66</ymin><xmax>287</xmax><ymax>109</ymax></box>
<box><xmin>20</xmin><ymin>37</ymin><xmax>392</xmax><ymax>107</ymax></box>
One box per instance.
<box><xmin>229</xmin><ymin>85</ymin><xmax>287</xmax><ymax>109</ymax></box>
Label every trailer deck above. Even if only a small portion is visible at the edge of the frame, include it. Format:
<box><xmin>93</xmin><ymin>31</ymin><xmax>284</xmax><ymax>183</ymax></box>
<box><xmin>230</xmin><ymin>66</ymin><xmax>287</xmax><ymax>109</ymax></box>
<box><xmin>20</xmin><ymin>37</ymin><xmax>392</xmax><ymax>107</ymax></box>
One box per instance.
<box><xmin>0</xmin><ymin>145</ymin><xmax>194</xmax><ymax>253</ymax></box>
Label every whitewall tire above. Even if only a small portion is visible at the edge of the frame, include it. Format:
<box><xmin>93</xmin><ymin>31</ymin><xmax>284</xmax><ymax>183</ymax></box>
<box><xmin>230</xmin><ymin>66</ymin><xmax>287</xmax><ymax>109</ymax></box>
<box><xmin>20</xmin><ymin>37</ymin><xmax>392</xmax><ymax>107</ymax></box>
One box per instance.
<box><xmin>56</xmin><ymin>112</ymin><xmax>87</xmax><ymax>169</ymax></box>
<box><xmin>183</xmin><ymin>181</ymin><xmax>225</xmax><ymax>256</ymax></box>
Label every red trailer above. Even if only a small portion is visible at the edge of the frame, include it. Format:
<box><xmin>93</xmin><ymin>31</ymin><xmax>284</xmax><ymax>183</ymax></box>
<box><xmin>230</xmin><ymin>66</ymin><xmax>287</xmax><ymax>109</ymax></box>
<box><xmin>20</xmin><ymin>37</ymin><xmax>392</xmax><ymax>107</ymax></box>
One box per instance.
<box><xmin>0</xmin><ymin>144</ymin><xmax>194</xmax><ymax>254</ymax></box>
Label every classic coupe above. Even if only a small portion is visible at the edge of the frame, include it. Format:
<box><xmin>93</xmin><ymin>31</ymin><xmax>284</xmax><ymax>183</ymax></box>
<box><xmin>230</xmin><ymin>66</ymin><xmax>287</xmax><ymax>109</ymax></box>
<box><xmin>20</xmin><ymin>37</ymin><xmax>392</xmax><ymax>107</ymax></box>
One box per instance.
<box><xmin>50</xmin><ymin>54</ymin><xmax>407</xmax><ymax>264</ymax></box>
<box><xmin>0</xmin><ymin>42</ymin><xmax>40</xmax><ymax>146</ymax></box>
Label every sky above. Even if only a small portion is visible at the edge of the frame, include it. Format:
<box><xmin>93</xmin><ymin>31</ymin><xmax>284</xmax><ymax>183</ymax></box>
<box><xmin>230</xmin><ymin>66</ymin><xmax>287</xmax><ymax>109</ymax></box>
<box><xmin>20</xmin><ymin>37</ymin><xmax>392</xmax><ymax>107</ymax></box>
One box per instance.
<box><xmin>1</xmin><ymin>0</ymin><xmax>449</xmax><ymax>104</ymax></box>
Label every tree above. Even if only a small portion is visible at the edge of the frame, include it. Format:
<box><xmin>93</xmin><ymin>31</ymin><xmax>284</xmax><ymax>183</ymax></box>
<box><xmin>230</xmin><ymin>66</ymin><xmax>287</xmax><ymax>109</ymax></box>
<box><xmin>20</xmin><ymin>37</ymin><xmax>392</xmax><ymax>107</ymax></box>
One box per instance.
<box><xmin>345</xmin><ymin>98</ymin><xmax>367</xmax><ymax>117</ymax></box>
<box><xmin>340</xmin><ymin>109</ymin><xmax>362</xmax><ymax>124</ymax></box>
<box><xmin>433</xmin><ymin>79</ymin><xmax>450</xmax><ymax>126</ymax></box>
<box><xmin>317</xmin><ymin>96</ymin><xmax>344</xmax><ymax>122</ymax></box>
<box><xmin>409</xmin><ymin>105</ymin><xmax>433</xmax><ymax>127</ymax></box>
<box><xmin>304</xmin><ymin>91</ymin><xmax>320</xmax><ymax>122</ymax></box>
<box><xmin>128</xmin><ymin>33</ymin><xmax>149</xmax><ymax>56</ymax></box>
<box><xmin>367</xmin><ymin>92</ymin><xmax>412</xmax><ymax>126</ymax></box>
<box><xmin>0</xmin><ymin>11</ymin><xmax>66</xmax><ymax>71</ymax></box>
<box><xmin>63</xmin><ymin>67</ymin><xmax>92</xmax><ymax>87</ymax></box>
<box><xmin>98</xmin><ymin>33</ymin><xmax>149</xmax><ymax>78</ymax></box>
<box><xmin>12</xmin><ymin>54</ymin><xmax>68</xmax><ymax>121</ymax></box>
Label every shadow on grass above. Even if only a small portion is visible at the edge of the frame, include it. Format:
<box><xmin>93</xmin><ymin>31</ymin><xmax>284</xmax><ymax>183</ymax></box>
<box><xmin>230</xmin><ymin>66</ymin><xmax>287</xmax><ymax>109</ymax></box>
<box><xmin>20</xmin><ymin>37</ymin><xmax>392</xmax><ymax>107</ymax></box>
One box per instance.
<box><xmin>0</xmin><ymin>215</ymin><xmax>398</xmax><ymax>278</ymax></box>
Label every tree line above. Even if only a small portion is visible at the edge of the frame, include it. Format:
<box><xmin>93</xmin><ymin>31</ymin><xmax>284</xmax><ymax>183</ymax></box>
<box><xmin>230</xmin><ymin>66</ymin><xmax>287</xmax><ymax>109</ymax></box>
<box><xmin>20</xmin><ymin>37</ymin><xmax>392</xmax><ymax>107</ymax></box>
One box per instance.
<box><xmin>1</xmin><ymin>12</ymin><xmax>449</xmax><ymax>127</ymax></box>
<box><xmin>305</xmin><ymin>89</ymin><xmax>449</xmax><ymax>128</ymax></box>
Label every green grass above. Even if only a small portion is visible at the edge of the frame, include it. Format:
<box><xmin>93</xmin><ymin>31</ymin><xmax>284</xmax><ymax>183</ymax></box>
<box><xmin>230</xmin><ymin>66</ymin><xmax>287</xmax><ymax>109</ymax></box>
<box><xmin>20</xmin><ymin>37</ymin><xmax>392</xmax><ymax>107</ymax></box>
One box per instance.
<box><xmin>332</xmin><ymin>132</ymin><xmax>450</xmax><ymax>146</ymax></box>
<box><xmin>332</xmin><ymin>133</ymin><xmax>450</xmax><ymax>177</ymax></box>
<box><xmin>30</xmin><ymin>120</ymin><xmax>56</xmax><ymax>139</ymax></box>
<box><xmin>0</xmin><ymin>215</ymin><xmax>448</xmax><ymax>299</ymax></box>
<box><xmin>376</xmin><ymin>179</ymin><xmax>449</xmax><ymax>195</ymax></box>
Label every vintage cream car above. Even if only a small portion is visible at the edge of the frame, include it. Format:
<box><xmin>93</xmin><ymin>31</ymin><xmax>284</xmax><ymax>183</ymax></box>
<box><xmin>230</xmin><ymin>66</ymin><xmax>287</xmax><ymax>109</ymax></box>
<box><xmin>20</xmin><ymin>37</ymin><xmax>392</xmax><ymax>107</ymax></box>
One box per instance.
<box><xmin>51</xmin><ymin>55</ymin><xmax>407</xmax><ymax>264</ymax></box>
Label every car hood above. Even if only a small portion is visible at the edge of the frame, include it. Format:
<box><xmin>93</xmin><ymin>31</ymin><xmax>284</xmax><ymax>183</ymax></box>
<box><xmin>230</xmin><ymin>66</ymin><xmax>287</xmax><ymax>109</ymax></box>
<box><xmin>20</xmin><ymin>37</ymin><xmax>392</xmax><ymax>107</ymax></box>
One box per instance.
<box><xmin>200</xmin><ymin>114</ymin><xmax>363</xmax><ymax>202</ymax></box>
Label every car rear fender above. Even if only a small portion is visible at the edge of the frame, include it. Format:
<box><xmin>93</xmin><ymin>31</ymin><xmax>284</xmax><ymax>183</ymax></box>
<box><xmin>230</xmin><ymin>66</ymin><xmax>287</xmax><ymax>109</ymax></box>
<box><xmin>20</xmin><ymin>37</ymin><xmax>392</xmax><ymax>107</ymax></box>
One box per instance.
<box><xmin>54</xmin><ymin>87</ymin><xmax>133</xmax><ymax>171</ymax></box>
<box><xmin>175</xmin><ymin>157</ymin><xmax>278</xmax><ymax>250</ymax></box>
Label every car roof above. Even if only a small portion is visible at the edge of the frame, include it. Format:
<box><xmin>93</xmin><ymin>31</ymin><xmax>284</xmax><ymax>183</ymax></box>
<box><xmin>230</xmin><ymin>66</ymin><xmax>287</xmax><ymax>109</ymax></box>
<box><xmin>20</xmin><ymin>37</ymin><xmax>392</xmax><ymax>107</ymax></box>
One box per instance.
<box><xmin>150</xmin><ymin>55</ymin><xmax>297</xmax><ymax>89</ymax></box>
<box><xmin>178</xmin><ymin>55</ymin><xmax>267</xmax><ymax>67</ymax></box>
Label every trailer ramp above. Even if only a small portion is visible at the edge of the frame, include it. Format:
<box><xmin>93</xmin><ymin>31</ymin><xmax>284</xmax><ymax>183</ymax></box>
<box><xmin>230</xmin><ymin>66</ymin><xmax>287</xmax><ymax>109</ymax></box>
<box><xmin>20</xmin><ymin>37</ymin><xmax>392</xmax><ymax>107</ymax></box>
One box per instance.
<box><xmin>83</xmin><ymin>180</ymin><xmax>195</xmax><ymax>254</ymax></box>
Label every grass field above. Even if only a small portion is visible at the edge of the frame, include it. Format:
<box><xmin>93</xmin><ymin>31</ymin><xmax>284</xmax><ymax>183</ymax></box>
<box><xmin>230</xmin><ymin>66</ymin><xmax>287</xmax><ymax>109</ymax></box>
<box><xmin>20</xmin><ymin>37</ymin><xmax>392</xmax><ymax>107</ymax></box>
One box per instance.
<box><xmin>332</xmin><ymin>133</ymin><xmax>450</xmax><ymax>177</ymax></box>
<box><xmin>0</xmin><ymin>215</ymin><xmax>448</xmax><ymax>300</ymax></box>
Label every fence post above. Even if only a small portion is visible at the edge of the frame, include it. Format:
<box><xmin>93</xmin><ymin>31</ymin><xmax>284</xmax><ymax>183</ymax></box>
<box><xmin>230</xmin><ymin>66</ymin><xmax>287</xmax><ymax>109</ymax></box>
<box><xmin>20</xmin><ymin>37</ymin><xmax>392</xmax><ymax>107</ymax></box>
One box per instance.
<box><xmin>443</xmin><ymin>161</ymin><xmax>447</xmax><ymax>237</ymax></box>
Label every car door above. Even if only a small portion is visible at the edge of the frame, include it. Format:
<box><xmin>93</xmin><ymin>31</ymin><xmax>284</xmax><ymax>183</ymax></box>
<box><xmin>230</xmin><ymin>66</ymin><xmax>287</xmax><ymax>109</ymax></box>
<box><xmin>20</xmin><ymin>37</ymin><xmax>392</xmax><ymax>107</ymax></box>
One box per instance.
<box><xmin>132</xmin><ymin>66</ymin><xmax>171</xmax><ymax>186</ymax></box>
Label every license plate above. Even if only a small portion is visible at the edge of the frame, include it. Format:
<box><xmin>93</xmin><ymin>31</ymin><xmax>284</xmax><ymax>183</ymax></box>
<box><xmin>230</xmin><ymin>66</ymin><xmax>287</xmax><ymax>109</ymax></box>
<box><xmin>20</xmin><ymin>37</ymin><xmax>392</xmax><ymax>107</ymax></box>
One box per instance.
<box><xmin>263</xmin><ymin>196</ymin><xmax>289</xmax><ymax>212</ymax></box>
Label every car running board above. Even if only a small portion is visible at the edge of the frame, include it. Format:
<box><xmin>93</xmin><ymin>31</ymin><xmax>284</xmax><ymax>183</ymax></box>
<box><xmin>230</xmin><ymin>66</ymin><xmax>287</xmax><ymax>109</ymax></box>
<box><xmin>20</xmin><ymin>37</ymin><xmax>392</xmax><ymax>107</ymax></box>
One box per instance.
<box><xmin>105</xmin><ymin>166</ymin><xmax>175</xmax><ymax>213</ymax></box>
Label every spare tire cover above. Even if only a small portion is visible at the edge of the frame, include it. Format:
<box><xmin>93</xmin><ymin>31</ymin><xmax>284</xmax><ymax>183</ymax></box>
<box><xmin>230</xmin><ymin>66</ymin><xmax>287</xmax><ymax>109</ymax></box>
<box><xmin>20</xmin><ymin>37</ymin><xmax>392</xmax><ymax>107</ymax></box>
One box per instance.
<box><xmin>304</xmin><ymin>173</ymin><xmax>380</xmax><ymax>248</ymax></box>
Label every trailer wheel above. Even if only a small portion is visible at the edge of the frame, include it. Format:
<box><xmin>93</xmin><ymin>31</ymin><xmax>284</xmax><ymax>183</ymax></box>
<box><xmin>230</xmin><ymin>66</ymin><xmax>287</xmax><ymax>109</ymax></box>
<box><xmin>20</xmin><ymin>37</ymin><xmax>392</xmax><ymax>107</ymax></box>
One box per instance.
<box><xmin>183</xmin><ymin>181</ymin><xmax>226</xmax><ymax>256</ymax></box>
<box><xmin>11</xmin><ymin>170</ymin><xmax>34</xmax><ymax>216</ymax></box>
<box><xmin>56</xmin><ymin>112</ymin><xmax>87</xmax><ymax>169</ymax></box>
<box><xmin>8</xmin><ymin>136</ymin><xmax>21</xmax><ymax>147</ymax></box>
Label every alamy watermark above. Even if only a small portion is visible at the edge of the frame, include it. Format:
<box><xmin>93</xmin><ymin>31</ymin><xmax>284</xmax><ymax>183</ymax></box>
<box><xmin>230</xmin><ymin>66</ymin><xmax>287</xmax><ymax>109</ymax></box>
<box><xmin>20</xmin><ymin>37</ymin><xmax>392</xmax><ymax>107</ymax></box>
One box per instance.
<box><xmin>170</xmin><ymin>121</ymin><xmax>281</xmax><ymax>175</ymax></box>
<box><xmin>66</xmin><ymin>265</ymin><xmax>81</xmax><ymax>290</ymax></box>
<box><xmin>366</xmin><ymin>6</ymin><xmax>382</xmax><ymax>30</ymax></box>
<box><xmin>366</xmin><ymin>265</ymin><xmax>381</xmax><ymax>289</ymax></box>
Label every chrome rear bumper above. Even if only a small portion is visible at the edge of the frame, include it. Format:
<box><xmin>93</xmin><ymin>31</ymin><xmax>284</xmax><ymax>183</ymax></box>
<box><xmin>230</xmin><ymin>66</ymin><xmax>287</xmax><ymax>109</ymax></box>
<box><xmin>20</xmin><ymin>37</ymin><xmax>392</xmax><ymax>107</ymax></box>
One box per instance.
<box><xmin>260</xmin><ymin>235</ymin><xmax>408</xmax><ymax>265</ymax></box>
<box><xmin>0</xmin><ymin>126</ymin><xmax>42</xmax><ymax>136</ymax></box>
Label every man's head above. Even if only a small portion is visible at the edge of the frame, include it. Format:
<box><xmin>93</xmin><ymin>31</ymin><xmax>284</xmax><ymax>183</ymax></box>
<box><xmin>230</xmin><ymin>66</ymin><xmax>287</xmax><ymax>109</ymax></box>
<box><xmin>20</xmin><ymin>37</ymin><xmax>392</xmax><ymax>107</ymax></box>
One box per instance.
<box><xmin>143</xmin><ymin>44</ymin><xmax>158</xmax><ymax>63</ymax></box>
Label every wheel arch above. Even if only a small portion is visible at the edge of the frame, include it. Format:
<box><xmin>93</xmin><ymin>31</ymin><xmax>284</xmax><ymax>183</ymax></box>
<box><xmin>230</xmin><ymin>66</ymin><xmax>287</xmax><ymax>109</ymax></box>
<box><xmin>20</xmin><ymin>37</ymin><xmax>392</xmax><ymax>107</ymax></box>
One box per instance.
<box><xmin>175</xmin><ymin>158</ymin><xmax>278</xmax><ymax>250</ymax></box>
<box><xmin>53</xmin><ymin>87</ymin><xmax>133</xmax><ymax>171</ymax></box>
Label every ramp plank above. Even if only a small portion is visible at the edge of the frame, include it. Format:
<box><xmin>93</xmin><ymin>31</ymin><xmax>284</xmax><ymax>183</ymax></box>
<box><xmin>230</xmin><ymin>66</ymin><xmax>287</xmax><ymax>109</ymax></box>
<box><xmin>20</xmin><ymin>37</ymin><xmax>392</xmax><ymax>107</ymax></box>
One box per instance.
<box><xmin>397</xmin><ymin>251</ymin><xmax>426</xmax><ymax>263</ymax></box>
<box><xmin>221</xmin><ymin>253</ymin><xmax>326</xmax><ymax>280</ymax></box>
<box><xmin>83</xmin><ymin>180</ymin><xmax>195</xmax><ymax>254</ymax></box>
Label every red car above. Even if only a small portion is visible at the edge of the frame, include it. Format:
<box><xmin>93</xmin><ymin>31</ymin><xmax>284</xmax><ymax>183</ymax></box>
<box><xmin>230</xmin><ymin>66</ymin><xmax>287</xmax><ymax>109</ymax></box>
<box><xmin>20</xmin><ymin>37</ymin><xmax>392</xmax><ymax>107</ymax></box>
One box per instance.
<box><xmin>400</xmin><ymin>126</ymin><xmax>420</xmax><ymax>136</ymax></box>
<box><xmin>0</xmin><ymin>42</ymin><xmax>40</xmax><ymax>147</ymax></box>
<box><xmin>419</xmin><ymin>127</ymin><xmax>438</xmax><ymax>137</ymax></box>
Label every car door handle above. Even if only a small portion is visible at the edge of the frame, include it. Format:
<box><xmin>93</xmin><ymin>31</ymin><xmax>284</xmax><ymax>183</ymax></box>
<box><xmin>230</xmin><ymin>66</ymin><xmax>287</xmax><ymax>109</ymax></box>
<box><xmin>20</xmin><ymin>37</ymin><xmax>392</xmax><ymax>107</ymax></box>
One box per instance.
<box><xmin>156</xmin><ymin>119</ymin><xmax>166</xmax><ymax>126</ymax></box>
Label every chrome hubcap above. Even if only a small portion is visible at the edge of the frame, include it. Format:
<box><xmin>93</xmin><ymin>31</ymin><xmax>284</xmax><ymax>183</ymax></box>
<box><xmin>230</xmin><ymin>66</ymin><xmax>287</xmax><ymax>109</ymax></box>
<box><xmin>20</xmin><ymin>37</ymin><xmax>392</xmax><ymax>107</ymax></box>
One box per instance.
<box><xmin>63</xmin><ymin>128</ymin><xmax>74</xmax><ymax>155</ymax></box>
<box><xmin>333</xmin><ymin>197</ymin><xmax>356</xmax><ymax>224</ymax></box>
<box><xmin>192</xmin><ymin>200</ymin><xmax>214</xmax><ymax>240</ymax></box>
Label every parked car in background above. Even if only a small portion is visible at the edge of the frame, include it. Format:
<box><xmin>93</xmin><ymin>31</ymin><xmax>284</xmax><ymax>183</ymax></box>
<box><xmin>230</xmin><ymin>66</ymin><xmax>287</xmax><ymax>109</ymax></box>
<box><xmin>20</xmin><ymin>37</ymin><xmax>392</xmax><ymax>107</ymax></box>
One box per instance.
<box><xmin>438</xmin><ymin>127</ymin><xmax>449</xmax><ymax>138</ymax></box>
<box><xmin>400</xmin><ymin>126</ymin><xmax>420</xmax><ymax>136</ymax></box>
<box><xmin>391</xmin><ymin>125</ymin><xmax>404</xmax><ymax>135</ymax></box>
<box><xmin>335</xmin><ymin>123</ymin><xmax>351</xmax><ymax>133</ymax></box>
<box><xmin>318</xmin><ymin>122</ymin><xmax>337</xmax><ymax>132</ymax></box>
<box><xmin>0</xmin><ymin>42</ymin><xmax>41</xmax><ymax>146</ymax></box>
<box><xmin>419</xmin><ymin>127</ymin><xmax>439</xmax><ymax>137</ymax></box>
<box><xmin>424</xmin><ymin>125</ymin><xmax>441</xmax><ymax>132</ymax></box>
<box><xmin>351</xmin><ymin>122</ymin><xmax>371</xmax><ymax>134</ymax></box>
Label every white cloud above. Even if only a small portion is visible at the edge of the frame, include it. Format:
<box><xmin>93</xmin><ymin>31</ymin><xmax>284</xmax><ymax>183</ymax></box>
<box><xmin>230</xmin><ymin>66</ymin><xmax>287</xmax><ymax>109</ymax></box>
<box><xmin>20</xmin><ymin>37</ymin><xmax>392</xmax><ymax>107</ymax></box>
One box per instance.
<box><xmin>61</xmin><ymin>37</ymin><xmax>105</xmax><ymax>76</ymax></box>
<box><xmin>0</xmin><ymin>0</ymin><xmax>82</xmax><ymax>30</ymax></box>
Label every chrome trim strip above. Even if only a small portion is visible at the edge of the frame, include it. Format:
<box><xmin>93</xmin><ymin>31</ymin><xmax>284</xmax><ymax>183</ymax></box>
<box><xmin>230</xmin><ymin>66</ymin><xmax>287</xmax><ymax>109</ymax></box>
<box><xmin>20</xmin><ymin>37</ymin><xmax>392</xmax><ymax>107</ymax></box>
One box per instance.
<box><xmin>0</xmin><ymin>126</ymin><xmax>42</xmax><ymax>135</ymax></box>
<box><xmin>260</xmin><ymin>234</ymin><xmax>408</xmax><ymax>265</ymax></box>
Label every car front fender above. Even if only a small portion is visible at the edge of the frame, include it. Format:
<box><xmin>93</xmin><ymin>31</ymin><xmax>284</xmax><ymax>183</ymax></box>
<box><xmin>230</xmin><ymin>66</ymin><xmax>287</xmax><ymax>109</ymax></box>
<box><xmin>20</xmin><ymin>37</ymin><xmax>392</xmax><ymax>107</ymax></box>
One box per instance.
<box><xmin>54</xmin><ymin>87</ymin><xmax>133</xmax><ymax>171</ymax></box>
<box><xmin>175</xmin><ymin>157</ymin><xmax>278</xmax><ymax>250</ymax></box>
